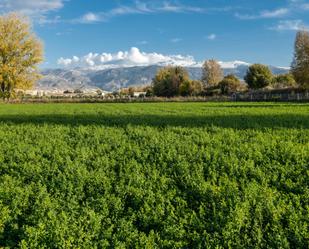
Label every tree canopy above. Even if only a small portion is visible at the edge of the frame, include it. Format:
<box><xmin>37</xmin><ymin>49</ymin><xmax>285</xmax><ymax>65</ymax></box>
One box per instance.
<box><xmin>291</xmin><ymin>30</ymin><xmax>309</xmax><ymax>89</ymax></box>
<box><xmin>244</xmin><ymin>64</ymin><xmax>273</xmax><ymax>89</ymax></box>
<box><xmin>0</xmin><ymin>13</ymin><xmax>43</xmax><ymax>100</ymax></box>
<box><xmin>201</xmin><ymin>59</ymin><xmax>223</xmax><ymax>87</ymax></box>
<box><xmin>152</xmin><ymin>66</ymin><xmax>191</xmax><ymax>97</ymax></box>
<box><xmin>272</xmin><ymin>73</ymin><xmax>297</xmax><ymax>88</ymax></box>
<box><xmin>218</xmin><ymin>74</ymin><xmax>241</xmax><ymax>95</ymax></box>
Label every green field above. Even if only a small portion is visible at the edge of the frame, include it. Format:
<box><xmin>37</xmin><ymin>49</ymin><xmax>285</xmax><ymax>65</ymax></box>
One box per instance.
<box><xmin>0</xmin><ymin>102</ymin><xmax>308</xmax><ymax>248</ymax></box>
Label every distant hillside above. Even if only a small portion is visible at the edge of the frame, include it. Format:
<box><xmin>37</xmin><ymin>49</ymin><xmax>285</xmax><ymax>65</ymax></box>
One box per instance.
<box><xmin>38</xmin><ymin>65</ymin><xmax>289</xmax><ymax>92</ymax></box>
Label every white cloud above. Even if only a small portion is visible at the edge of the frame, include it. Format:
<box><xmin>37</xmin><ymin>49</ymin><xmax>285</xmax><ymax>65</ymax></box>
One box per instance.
<box><xmin>38</xmin><ymin>15</ymin><xmax>62</xmax><ymax>25</ymax></box>
<box><xmin>137</xmin><ymin>41</ymin><xmax>149</xmax><ymax>45</ymax></box>
<box><xmin>0</xmin><ymin>0</ymin><xmax>64</xmax><ymax>15</ymax></box>
<box><xmin>109</xmin><ymin>6</ymin><xmax>143</xmax><ymax>15</ymax></box>
<box><xmin>207</xmin><ymin>34</ymin><xmax>217</xmax><ymax>40</ymax></box>
<box><xmin>81</xmin><ymin>12</ymin><xmax>102</xmax><ymax>23</ymax></box>
<box><xmin>56</xmin><ymin>29</ymin><xmax>72</xmax><ymax>36</ymax></box>
<box><xmin>77</xmin><ymin>6</ymin><xmax>144</xmax><ymax>23</ymax></box>
<box><xmin>159</xmin><ymin>2</ymin><xmax>204</xmax><ymax>13</ymax></box>
<box><xmin>219</xmin><ymin>61</ymin><xmax>250</xmax><ymax>69</ymax></box>
<box><xmin>302</xmin><ymin>3</ymin><xmax>309</xmax><ymax>9</ymax></box>
<box><xmin>134</xmin><ymin>1</ymin><xmax>153</xmax><ymax>13</ymax></box>
<box><xmin>57</xmin><ymin>47</ymin><xmax>252</xmax><ymax>70</ymax></box>
<box><xmin>236</xmin><ymin>1</ymin><xmax>309</xmax><ymax>22</ymax></box>
<box><xmin>76</xmin><ymin>1</ymin><xmax>207</xmax><ymax>24</ymax></box>
<box><xmin>57</xmin><ymin>47</ymin><xmax>200</xmax><ymax>69</ymax></box>
<box><xmin>170</xmin><ymin>38</ymin><xmax>182</xmax><ymax>43</ymax></box>
<box><xmin>289</xmin><ymin>0</ymin><xmax>309</xmax><ymax>10</ymax></box>
<box><xmin>261</xmin><ymin>8</ymin><xmax>289</xmax><ymax>18</ymax></box>
<box><xmin>270</xmin><ymin>20</ymin><xmax>308</xmax><ymax>31</ymax></box>
<box><xmin>57</xmin><ymin>57</ymin><xmax>73</xmax><ymax>66</ymax></box>
<box><xmin>236</xmin><ymin>8</ymin><xmax>289</xmax><ymax>20</ymax></box>
<box><xmin>0</xmin><ymin>0</ymin><xmax>66</xmax><ymax>25</ymax></box>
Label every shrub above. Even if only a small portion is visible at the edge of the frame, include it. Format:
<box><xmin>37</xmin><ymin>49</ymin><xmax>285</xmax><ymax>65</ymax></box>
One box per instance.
<box><xmin>272</xmin><ymin>73</ymin><xmax>297</xmax><ymax>88</ymax></box>
<box><xmin>179</xmin><ymin>80</ymin><xmax>203</xmax><ymax>96</ymax></box>
<box><xmin>218</xmin><ymin>74</ymin><xmax>241</xmax><ymax>95</ymax></box>
<box><xmin>153</xmin><ymin>66</ymin><xmax>190</xmax><ymax>97</ymax></box>
<box><xmin>244</xmin><ymin>64</ymin><xmax>273</xmax><ymax>89</ymax></box>
<box><xmin>74</xmin><ymin>89</ymin><xmax>83</xmax><ymax>94</ymax></box>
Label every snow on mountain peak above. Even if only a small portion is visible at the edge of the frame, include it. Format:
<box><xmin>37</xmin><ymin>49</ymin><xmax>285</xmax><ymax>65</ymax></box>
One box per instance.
<box><xmin>219</xmin><ymin>60</ymin><xmax>251</xmax><ymax>69</ymax></box>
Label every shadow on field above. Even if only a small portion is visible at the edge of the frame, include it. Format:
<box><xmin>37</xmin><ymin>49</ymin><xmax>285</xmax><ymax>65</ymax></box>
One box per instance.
<box><xmin>199</xmin><ymin>104</ymin><xmax>309</xmax><ymax>108</ymax></box>
<box><xmin>0</xmin><ymin>113</ymin><xmax>308</xmax><ymax>129</ymax></box>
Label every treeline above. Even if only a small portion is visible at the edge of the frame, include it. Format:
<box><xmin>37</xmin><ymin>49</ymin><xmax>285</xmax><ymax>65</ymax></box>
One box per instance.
<box><xmin>147</xmin><ymin>30</ymin><xmax>309</xmax><ymax>98</ymax></box>
<box><xmin>1</xmin><ymin>13</ymin><xmax>309</xmax><ymax>100</ymax></box>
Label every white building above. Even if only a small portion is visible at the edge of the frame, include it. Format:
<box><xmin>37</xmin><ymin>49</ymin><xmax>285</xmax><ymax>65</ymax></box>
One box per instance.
<box><xmin>133</xmin><ymin>92</ymin><xmax>146</xmax><ymax>98</ymax></box>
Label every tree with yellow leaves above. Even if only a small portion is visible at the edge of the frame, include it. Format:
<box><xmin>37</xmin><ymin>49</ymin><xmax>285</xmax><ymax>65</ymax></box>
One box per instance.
<box><xmin>291</xmin><ymin>30</ymin><xmax>309</xmax><ymax>89</ymax></box>
<box><xmin>0</xmin><ymin>13</ymin><xmax>43</xmax><ymax>100</ymax></box>
<box><xmin>201</xmin><ymin>59</ymin><xmax>223</xmax><ymax>88</ymax></box>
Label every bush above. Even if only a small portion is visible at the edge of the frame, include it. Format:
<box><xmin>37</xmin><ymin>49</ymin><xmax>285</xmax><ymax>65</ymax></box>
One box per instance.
<box><xmin>144</xmin><ymin>86</ymin><xmax>154</xmax><ymax>97</ymax></box>
<box><xmin>74</xmin><ymin>89</ymin><xmax>84</xmax><ymax>94</ymax></box>
<box><xmin>153</xmin><ymin>66</ymin><xmax>190</xmax><ymax>97</ymax></box>
<box><xmin>179</xmin><ymin>80</ymin><xmax>203</xmax><ymax>96</ymax></box>
<box><xmin>244</xmin><ymin>64</ymin><xmax>273</xmax><ymax>89</ymax></box>
<box><xmin>63</xmin><ymin>90</ymin><xmax>73</xmax><ymax>94</ymax></box>
<box><xmin>218</xmin><ymin>74</ymin><xmax>241</xmax><ymax>95</ymax></box>
<box><xmin>272</xmin><ymin>73</ymin><xmax>297</xmax><ymax>88</ymax></box>
<box><xmin>203</xmin><ymin>85</ymin><xmax>221</xmax><ymax>96</ymax></box>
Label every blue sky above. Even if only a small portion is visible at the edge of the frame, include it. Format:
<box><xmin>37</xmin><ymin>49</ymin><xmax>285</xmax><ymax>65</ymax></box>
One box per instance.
<box><xmin>1</xmin><ymin>0</ymin><xmax>309</xmax><ymax>68</ymax></box>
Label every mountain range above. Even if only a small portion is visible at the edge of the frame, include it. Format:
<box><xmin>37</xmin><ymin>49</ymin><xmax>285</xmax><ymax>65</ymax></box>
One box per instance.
<box><xmin>38</xmin><ymin>62</ymin><xmax>289</xmax><ymax>92</ymax></box>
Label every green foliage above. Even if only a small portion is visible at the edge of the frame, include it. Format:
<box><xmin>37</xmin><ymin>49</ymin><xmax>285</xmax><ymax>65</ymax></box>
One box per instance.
<box><xmin>244</xmin><ymin>64</ymin><xmax>273</xmax><ymax>89</ymax></box>
<box><xmin>144</xmin><ymin>86</ymin><xmax>154</xmax><ymax>97</ymax></box>
<box><xmin>0</xmin><ymin>103</ymin><xmax>308</xmax><ymax>248</ymax></box>
<box><xmin>179</xmin><ymin>80</ymin><xmax>203</xmax><ymax>96</ymax></box>
<box><xmin>152</xmin><ymin>66</ymin><xmax>190</xmax><ymax>97</ymax></box>
<box><xmin>218</xmin><ymin>74</ymin><xmax>241</xmax><ymax>95</ymax></box>
<box><xmin>272</xmin><ymin>73</ymin><xmax>297</xmax><ymax>88</ymax></box>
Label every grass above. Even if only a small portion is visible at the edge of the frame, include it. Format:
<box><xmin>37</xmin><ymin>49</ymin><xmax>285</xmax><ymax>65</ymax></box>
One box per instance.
<box><xmin>0</xmin><ymin>102</ymin><xmax>308</xmax><ymax>128</ymax></box>
<box><xmin>0</xmin><ymin>102</ymin><xmax>308</xmax><ymax>248</ymax></box>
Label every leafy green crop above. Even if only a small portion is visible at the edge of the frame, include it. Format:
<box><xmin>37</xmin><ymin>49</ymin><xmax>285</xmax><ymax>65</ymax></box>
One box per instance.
<box><xmin>0</xmin><ymin>102</ymin><xmax>308</xmax><ymax>248</ymax></box>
